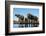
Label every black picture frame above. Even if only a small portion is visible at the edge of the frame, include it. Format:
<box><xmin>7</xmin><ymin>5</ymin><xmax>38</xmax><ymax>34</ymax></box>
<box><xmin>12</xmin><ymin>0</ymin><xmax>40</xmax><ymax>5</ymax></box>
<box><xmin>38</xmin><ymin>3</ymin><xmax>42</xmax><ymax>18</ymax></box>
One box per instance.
<box><xmin>5</xmin><ymin>1</ymin><xmax>45</xmax><ymax>35</ymax></box>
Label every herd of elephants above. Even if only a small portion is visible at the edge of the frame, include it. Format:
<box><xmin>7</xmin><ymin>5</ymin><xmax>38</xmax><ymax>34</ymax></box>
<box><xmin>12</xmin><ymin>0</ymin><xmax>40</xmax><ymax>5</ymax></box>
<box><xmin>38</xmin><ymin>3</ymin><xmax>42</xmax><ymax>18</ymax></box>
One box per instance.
<box><xmin>14</xmin><ymin>13</ymin><xmax>39</xmax><ymax>27</ymax></box>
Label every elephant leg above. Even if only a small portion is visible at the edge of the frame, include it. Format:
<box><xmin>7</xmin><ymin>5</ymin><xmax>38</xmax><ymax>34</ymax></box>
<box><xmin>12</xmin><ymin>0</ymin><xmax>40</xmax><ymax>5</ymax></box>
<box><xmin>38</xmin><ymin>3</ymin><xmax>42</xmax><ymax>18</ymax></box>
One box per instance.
<box><xmin>25</xmin><ymin>24</ymin><xmax>28</xmax><ymax>27</ymax></box>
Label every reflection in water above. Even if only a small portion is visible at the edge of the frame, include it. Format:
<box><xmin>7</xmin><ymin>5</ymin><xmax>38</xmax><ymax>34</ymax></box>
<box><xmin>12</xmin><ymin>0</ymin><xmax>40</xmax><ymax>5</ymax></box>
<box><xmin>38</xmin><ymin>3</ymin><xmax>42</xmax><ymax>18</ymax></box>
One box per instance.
<box><xmin>13</xmin><ymin>24</ymin><xmax>39</xmax><ymax>28</ymax></box>
<box><xmin>13</xmin><ymin>24</ymin><xmax>32</xmax><ymax>28</ymax></box>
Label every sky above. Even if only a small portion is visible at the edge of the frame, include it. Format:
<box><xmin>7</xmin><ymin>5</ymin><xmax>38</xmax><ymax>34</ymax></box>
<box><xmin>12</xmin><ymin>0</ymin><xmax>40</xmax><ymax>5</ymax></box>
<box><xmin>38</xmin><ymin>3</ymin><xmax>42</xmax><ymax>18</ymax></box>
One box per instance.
<box><xmin>13</xmin><ymin>8</ymin><xmax>39</xmax><ymax>20</ymax></box>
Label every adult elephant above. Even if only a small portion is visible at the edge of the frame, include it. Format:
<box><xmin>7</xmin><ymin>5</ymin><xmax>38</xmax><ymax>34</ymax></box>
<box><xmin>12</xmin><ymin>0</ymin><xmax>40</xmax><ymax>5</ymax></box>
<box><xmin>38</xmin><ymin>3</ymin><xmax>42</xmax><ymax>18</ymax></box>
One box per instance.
<box><xmin>27</xmin><ymin>13</ymin><xmax>39</xmax><ymax>27</ymax></box>
<box><xmin>15</xmin><ymin>14</ymin><xmax>24</xmax><ymax>28</ymax></box>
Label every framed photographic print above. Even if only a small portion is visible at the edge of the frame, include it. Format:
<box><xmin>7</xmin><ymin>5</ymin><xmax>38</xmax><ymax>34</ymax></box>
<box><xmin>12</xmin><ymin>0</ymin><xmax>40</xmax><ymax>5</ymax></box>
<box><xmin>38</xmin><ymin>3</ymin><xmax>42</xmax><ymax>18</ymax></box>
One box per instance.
<box><xmin>5</xmin><ymin>1</ymin><xmax>45</xmax><ymax>35</ymax></box>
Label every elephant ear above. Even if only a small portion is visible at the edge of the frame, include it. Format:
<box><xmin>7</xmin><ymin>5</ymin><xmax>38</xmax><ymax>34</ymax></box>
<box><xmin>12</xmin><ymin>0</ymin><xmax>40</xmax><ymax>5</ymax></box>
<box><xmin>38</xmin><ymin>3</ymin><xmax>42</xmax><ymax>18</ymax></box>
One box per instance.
<box><xmin>20</xmin><ymin>16</ymin><xmax>24</xmax><ymax>20</ymax></box>
<box><xmin>27</xmin><ymin>13</ymin><xmax>34</xmax><ymax>19</ymax></box>
<box><xmin>34</xmin><ymin>16</ymin><xmax>38</xmax><ymax>21</ymax></box>
<box><xmin>15</xmin><ymin>14</ymin><xmax>20</xmax><ymax>17</ymax></box>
